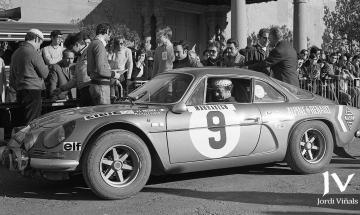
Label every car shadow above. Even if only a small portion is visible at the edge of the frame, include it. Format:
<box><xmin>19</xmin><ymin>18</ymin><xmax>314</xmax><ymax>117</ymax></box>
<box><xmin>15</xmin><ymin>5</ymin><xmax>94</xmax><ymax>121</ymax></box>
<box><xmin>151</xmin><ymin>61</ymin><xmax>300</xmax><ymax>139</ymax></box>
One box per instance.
<box><xmin>142</xmin><ymin>187</ymin><xmax>360</xmax><ymax>211</ymax></box>
<box><xmin>0</xmin><ymin>163</ymin><xmax>295</xmax><ymax>200</ymax></box>
<box><xmin>0</xmin><ymin>169</ymin><xmax>97</xmax><ymax>200</ymax></box>
<box><xmin>147</xmin><ymin>163</ymin><xmax>296</xmax><ymax>185</ymax></box>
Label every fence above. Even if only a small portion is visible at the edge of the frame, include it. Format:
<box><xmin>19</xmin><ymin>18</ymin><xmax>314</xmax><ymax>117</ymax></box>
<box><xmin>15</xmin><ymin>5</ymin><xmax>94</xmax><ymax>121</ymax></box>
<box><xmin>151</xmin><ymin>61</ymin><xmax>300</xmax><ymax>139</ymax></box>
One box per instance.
<box><xmin>299</xmin><ymin>78</ymin><xmax>360</xmax><ymax>108</ymax></box>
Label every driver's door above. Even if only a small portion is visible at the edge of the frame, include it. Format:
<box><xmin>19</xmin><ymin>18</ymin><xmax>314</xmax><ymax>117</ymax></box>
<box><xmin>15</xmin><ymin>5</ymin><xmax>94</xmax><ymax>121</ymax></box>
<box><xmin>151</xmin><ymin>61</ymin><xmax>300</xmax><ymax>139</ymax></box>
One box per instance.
<box><xmin>166</xmin><ymin>76</ymin><xmax>261</xmax><ymax>163</ymax></box>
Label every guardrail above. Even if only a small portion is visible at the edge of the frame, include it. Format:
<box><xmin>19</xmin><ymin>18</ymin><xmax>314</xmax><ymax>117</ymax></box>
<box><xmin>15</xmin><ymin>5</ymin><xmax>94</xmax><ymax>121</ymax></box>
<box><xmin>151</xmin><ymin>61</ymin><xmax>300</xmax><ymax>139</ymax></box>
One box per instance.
<box><xmin>299</xmin><ymin>78</ymin><xmax>360</xmax><ymax>108</ymax></box>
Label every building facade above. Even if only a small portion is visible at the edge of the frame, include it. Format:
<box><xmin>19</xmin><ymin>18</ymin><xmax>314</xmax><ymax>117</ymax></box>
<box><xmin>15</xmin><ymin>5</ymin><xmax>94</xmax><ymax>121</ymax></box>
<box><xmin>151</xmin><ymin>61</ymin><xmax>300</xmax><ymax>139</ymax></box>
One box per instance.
<box><xmin>2</xmin><ymin>0</ymin><xmax>337</xmax><ymax>52</ymax></box>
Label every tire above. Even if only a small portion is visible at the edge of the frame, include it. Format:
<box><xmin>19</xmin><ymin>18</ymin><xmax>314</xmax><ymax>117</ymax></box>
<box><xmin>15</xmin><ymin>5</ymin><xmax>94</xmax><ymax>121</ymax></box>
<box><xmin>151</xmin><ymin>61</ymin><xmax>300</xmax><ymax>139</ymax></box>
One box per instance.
<box><xmin>286</xmin><ymin>121</ymin><xmax>333</xmax><ymax>174</ymax></box>
<box><xmin>82</xmin><ymin>129</ymin><xmax>151</xmax><ymax>199</ymax></box>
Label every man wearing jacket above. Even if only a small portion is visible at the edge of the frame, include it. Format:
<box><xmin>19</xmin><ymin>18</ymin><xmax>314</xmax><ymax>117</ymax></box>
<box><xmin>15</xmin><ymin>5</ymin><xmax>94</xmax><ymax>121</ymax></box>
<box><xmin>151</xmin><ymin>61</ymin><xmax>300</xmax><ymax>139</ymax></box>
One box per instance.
<box><xmin>10</xmin><ymin>29</ymin><xmax>49</xmax><ymax>124</ymax></box>
<box><xmin>173</xmin><ymin>40</ymin><xmax>203</xmax><ymax>69</ymax></box>
<box><xmin>249</xmin><ymin>26</ymin><xmax>299</xmax><ymax>87</ymax></box>
<box><xmin>48</xmin><ymin>49</ymin><xmax>75</xmax><ymax>101</ymax></box>
<box><xmin>56</xmin><ymin>32</ymin><xmax>92</xmax><ymax>106</ymax></box>
<box><xmin>244</xmin><ymin>28</ymin><xmax>270</xmax><ymax>75</ymax></box>
<box><xmin>87</xmin><ymin>23</ymin><xmax>120</xmax><ymax>105</ymax></box>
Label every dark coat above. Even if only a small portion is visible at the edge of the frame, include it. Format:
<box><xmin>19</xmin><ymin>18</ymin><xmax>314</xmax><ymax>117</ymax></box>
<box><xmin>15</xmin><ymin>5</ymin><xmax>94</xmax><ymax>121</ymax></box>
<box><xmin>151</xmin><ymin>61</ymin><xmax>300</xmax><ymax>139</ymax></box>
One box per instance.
<box><xmin>10</xmin><ymin>42</ymin><xmax>49</xmax><ymax>90</ymax></box>
<box><xmin>244</xmin><ymin>44</ymin><xmax>269</xmax><ymax>74</ymax></box>
<box><xmin>47</xmin><ymin>63</ymin><xmax>74</xmax><ymax>100</ymax></box>
<box><xmin>249</xmin><ymin>40</ymin><xmax>299</xmax><ymax>87</ymax></box>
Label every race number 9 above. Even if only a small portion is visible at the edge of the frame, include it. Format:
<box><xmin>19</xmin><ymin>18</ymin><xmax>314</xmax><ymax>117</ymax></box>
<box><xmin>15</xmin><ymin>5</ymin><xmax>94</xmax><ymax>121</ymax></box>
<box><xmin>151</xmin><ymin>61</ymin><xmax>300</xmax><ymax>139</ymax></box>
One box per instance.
<box><xmin>189</xmin><ymin>107</ymin><xmax>240</xmax><ymax>159</ymax></box>
<box><xmin>207</xmin><ymin>111</ymin><xmax>226</xmax><ymax>149</ymax></box>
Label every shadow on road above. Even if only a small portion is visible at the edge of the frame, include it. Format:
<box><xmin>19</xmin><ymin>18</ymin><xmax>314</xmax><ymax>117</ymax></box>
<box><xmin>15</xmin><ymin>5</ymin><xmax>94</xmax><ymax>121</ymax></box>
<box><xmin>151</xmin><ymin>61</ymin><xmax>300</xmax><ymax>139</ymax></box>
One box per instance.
<box><xmin>148</xmin><ymin>163</ymin><xmax>296</xmax><ymax>185</ymax></box>
<box><xmin>142</xmin><ymin>187</ymin><xmax>360</xmax><ymax>211</ymax></box>
<box><xmin>0</xmin><ymin>168</ymin><xmax>97</xmax><ymax>200</ymax></box>
<box><xmin>263</xmin><ymin>211</ymin><xmax>359</xmax><ymax>215</ymax></box>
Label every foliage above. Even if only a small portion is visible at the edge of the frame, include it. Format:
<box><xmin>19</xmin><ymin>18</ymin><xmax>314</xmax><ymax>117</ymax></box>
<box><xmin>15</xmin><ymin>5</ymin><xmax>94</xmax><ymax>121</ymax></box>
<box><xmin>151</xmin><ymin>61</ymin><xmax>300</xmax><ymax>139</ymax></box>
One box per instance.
<box><xmin>248</xmin><ymin>25</ymin><xmax>293</xmax><ymax>45</ymax></box>
<box><xmin>73</xmin><ymin>20</ymin><xmax>141</xmax><ymax>49</ymax></box>
<box><xmin>323</xmin><ymin>0</ymin><xmax>360</xmax><ymax>54</ymax></box>
<box><xmin>0</xmin><ymin>0</ymin><xmax>12</xmax><ymax>10</ymax></box>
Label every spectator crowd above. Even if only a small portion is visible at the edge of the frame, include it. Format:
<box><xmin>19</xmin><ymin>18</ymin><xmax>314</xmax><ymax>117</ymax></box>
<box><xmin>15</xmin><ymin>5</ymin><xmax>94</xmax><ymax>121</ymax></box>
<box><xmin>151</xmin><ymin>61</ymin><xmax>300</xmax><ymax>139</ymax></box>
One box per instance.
<box><xmin>1</xmin><ymin>23</ymin><xmax>360</xmax><ymax>124</ymax></box>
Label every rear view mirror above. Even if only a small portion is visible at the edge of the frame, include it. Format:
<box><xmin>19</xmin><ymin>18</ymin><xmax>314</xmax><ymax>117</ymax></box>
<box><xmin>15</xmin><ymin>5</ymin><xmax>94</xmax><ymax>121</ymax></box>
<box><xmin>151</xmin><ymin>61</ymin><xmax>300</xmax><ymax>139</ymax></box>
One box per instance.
<box><xmin>172</xmin><ymin>102</ymin><xmax>187</xmax><ymax>114</ymax></box>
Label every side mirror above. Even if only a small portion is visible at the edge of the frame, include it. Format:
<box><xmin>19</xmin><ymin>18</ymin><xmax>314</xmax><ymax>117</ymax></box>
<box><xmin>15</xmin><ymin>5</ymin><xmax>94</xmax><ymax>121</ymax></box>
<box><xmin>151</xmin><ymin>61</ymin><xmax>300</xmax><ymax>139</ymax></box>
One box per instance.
<box><xmin>172</xmin><ymin>102</ymin><xmax>187</xmax><ymax>114</ymax></box>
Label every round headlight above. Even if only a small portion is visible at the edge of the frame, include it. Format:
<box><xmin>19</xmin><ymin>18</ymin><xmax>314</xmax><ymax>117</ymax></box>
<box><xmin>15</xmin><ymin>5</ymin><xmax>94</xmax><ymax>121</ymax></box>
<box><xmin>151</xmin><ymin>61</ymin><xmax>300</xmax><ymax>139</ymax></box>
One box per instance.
<box><xmin>43</xmin><ymin>121</ymin><xmax>76</xmax><ymax>149</ymax></box>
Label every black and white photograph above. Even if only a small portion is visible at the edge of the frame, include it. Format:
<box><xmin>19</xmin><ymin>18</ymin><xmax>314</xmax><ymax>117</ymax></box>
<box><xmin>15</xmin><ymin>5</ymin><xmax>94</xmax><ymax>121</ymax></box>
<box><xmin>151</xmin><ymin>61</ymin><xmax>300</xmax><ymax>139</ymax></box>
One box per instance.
<box><xmin>0</xmin><ymin>0</ymin><xmax>359</xmax><ymax>214</ymax></box>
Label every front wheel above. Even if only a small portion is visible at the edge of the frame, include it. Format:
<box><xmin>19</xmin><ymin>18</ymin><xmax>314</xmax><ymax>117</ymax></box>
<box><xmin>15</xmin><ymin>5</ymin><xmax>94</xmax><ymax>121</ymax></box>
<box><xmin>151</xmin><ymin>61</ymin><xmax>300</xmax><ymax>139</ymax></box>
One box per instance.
<box><xmin>82</xmin><ymin>129</ymin><xmax>151</xmax><ymax>199</ymax></box>
<box><xmin>286</xmin><ymin>121</ymin><xmax>333</xmax><ymax>174</ymax></box>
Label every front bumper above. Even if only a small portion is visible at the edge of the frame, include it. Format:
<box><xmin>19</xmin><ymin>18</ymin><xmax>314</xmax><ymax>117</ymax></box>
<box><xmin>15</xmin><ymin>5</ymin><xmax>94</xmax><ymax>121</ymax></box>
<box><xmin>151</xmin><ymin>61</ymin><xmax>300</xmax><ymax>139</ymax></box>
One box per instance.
<box><xmin>30</xmin><ymin>158</ymin><xmax>79</xmax><ymax>171</ymax></box>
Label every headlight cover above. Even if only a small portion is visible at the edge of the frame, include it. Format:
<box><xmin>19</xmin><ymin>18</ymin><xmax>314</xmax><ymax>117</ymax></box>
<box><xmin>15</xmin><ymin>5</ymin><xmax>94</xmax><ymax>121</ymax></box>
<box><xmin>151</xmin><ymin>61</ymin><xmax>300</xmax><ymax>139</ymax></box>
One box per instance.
<box><xmin>43</xmin><ymin>121</ymin><xmax>76</xmax><ymax>149</ymax></box>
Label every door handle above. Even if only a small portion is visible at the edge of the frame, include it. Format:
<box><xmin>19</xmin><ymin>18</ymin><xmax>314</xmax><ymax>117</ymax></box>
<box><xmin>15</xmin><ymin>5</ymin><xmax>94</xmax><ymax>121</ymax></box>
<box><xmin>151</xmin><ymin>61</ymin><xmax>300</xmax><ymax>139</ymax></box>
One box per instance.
<box><xmin>244</xmin><ymin>117</ymin><xmax>260</xmax><ymax>123</ymax></box>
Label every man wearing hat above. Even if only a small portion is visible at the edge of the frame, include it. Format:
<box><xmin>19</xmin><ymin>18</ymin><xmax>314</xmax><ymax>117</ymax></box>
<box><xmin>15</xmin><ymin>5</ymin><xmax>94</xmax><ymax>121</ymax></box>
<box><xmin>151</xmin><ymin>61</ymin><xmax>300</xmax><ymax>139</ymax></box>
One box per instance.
<box><xmin>42</xmin><ymin>30</ymin><xmax>65</xmax><ymax>65</ymax></box>
<box><xmin>10</xmin><ymin>29</ymin><xmax>49</xmax><ymax>124</ymax></box>
<box><xmin>211</xmin><ymin>78</ymin><xmax>236</xmax><ymax>103</ymax></box>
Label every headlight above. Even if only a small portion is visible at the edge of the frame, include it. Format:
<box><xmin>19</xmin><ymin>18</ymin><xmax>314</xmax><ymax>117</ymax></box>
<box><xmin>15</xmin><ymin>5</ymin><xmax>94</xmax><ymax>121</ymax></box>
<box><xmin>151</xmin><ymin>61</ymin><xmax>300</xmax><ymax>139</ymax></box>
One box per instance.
<box><xmin>43</xmin><ymin>121</ymin><xmax>76</xmax><ymax>149</ymax></box>
<box><xmin>24</xmin><ymin>132</ymin><xmax>35</xmax><ymax>151</ymax></box>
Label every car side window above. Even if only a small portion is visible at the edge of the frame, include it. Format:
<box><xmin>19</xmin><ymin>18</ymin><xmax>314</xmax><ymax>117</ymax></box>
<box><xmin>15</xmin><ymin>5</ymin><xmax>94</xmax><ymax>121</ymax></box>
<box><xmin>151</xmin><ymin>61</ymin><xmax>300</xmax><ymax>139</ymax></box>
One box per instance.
<box><xmin>186</xmin><ymin>78</ymin><xmax>205</xmax><ymax>105</ymax></box>
<box><xmin>253</xmin><ymin>80</ymin><xmax>285</xmax><ymax>103</ymax></box>
<box><xmin>205</xmin><ymin>77</ymin><xmax>252</xmax><ymax>103</ymax></box>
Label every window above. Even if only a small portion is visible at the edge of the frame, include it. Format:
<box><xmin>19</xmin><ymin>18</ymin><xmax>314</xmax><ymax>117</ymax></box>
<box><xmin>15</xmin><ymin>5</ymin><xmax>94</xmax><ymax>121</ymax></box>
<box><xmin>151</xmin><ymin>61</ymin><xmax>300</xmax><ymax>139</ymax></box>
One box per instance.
<box><xmin>129</xmin><ymin>73</ymin><xmax>193</xmax><ymax>104</ymax></box>
<box><xmin>272</xmin><ymin>78</ymin><xmax>314</xmax><ymax>100</ymax></box>
<box><xmin>186</xmin><ymin>78</ymin><xmax>205</xmax><ymax>105</ymax></box>
<box><xmin>253</xmin><ymin>80</ymin><xmax>285</xmax><ymax>103</ymax></box>
<box><xmin>205</xmin><ymin>77</ymin><xmax>252</xmax><ymax>103</ymax></box>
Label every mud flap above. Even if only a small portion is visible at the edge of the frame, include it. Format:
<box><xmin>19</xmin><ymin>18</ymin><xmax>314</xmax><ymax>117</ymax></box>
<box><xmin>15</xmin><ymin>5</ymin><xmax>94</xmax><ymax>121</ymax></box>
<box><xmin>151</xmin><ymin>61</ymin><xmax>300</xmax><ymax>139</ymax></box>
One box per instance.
<box><xmin>334</xmin><ymin>146</ymin><xmax>356</xmax><ymax>159</ymax></box>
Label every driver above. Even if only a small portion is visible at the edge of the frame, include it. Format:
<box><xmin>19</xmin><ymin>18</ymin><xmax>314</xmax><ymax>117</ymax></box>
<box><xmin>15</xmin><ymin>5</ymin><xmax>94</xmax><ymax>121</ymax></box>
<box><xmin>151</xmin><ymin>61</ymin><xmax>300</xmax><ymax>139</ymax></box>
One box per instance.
<box><xmin>211</xmin><ymin>78</ymin><xmax>236</xmax><ymax>102</ymax></box>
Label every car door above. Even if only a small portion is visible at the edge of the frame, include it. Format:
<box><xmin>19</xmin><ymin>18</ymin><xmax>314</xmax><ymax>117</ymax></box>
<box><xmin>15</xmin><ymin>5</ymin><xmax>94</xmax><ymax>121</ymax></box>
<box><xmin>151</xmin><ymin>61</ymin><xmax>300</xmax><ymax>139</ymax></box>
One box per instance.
<box><xmin>166</xmin><ymin>76</ymin><xmax>262</xmax><ymax>163</ymax></box>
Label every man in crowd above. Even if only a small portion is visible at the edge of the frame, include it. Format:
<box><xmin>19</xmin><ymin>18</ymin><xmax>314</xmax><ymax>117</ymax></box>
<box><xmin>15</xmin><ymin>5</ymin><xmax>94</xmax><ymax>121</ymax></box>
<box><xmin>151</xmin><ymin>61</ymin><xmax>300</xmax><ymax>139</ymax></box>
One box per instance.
<box><xmin>210</xmin><ymin>78</ymin><xmax>236</xmax><ymax>103</ymax></box>
<box><xmin>47</xmin><ymin>49</ymin><xmax>75</xmax><ymax>101</ymax></box>
<box><xmin>244</xmin><ymin>28</ymin><xmax>270</xmax><ymax>74</ymax></box>
<box><xmin>56</xmin><ymin>32</ymin><xmax>92</xmax><ymax>106</ymax></box>
<box><xmin>173</xmin><ymin>40</ymin><xmax>203</xmax><ymax>69</ymax></box>
<box><xmin>223</xmin><ymin>38</ymin><xmax>245</xmax><ymax>67</ymax></box>
<box><xmin>42</xmin><ymin>30</ymin><xmax>65</xmax><ymax>65</ymax></box>
<box><xmin>249</xmin><ymin>26</ymin><xmax>299</xmax><ymax>87</ymax></box>
<box><xmin>108</xmin><ymin>36</ymin><xmax>133</xmax><ymax>96</ymax></box>
<box><xmin>202</xmin><ymin>42</ymin><xmax>222</xmax><ymax>66</ymax></box>
<box><xmin>87</xmin><ymin>23</ymin><xmax>121</xmax><ymax>105</ymax></box>
<box><xmin>10</xmin><ymin>29</ymin><xmax>49</xmax><ymax>124</ymax></box>
<box><xmin>152</xmin><ymin>26</ymin><xmax>175</xmax><ymax>78</ymax></box>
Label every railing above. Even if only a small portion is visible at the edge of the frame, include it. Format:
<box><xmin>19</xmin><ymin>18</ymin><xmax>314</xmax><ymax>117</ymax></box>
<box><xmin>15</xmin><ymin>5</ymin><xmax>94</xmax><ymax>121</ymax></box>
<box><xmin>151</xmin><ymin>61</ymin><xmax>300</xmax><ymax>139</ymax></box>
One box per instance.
<box><xmin>299</xmin><ymin>78</ymin><xmax>360</xmax><ymax>108</ymax></box>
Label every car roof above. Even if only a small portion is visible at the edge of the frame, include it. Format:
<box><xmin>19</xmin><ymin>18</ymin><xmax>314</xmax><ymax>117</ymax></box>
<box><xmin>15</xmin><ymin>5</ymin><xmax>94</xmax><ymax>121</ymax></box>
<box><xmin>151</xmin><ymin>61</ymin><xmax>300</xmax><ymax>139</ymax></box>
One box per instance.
<box><xmin>166</xmin><ymin>67</ymin><xmax>270</xmax><ymax>80</ymax></box>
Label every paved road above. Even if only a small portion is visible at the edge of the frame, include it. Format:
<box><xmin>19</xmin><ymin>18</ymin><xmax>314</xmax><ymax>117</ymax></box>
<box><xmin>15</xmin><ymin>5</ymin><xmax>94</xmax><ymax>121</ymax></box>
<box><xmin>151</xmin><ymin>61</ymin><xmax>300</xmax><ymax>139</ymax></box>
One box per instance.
<box><xmin>0</xmin><ymin>155</ymin><xmax>359</xmax><ymax>215</ymax></box>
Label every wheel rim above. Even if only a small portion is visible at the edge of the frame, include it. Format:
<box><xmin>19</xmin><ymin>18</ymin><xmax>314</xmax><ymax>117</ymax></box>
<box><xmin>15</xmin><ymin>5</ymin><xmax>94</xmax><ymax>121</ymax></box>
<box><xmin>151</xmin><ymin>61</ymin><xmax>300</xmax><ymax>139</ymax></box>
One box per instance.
<box><xmin>99</xmin><ymin>144</ymin><xmax>140</xmax><ymax>188</ymax></box>
<box><xmin>299</xmin><ymin>128</ymin><xmax>326</xmax><ymax>164</ymax></box>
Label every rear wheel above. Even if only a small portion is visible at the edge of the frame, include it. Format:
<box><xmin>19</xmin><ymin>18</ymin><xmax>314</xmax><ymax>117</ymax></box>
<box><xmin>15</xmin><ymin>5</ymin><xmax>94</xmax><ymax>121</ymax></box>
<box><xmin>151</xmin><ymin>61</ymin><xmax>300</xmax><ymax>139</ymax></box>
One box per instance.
<box><xmin>286</xmin><ymin>121</ymin><xmax>333</xmax><ymax>174</ymax></box>
<box><xmin>82</xmin><ymin>129</ymin><xmax>151</xmax><ymax>199</ymax></box>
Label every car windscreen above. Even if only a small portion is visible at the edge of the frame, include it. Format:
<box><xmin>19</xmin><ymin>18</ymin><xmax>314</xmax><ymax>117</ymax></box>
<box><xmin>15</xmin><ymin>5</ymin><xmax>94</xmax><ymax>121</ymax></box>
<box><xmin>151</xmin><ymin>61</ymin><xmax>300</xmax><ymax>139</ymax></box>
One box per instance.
<box><xmin>272</xmin><ymin>78</ymin><xmax>314</xmax><ymax>100</ymax></box>
<box><xmin>129</xmin><ymin>73</ymin><xmax>193</xmax><ymax>104</ymax></box>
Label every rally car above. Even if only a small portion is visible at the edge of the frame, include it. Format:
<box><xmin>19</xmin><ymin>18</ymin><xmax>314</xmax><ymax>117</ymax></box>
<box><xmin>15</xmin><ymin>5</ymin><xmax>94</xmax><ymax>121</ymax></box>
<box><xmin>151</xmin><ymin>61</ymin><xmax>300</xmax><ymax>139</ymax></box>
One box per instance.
<box><xmin>1</xmin><ymin>67</ymin><xmax>360</xmax><ymax>200</ymax></box>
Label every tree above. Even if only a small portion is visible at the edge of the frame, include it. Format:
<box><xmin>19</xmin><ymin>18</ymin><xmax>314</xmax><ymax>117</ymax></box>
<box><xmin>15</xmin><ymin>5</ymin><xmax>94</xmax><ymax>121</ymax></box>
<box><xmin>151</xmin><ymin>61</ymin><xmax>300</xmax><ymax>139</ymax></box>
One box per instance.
<box><xmin>74</xmin><ymin>20</ymin><xmax>141</xmax><ymax>49</ymax></box>
<box><xmin>0</xmin><ymin>0</ymin><xmax>12</xmax><ymax>10</ymax></box>
<box><xmin>323</xmin><ymin>0</ymin><xmax>360</xmax><ymax>54</ymax></box>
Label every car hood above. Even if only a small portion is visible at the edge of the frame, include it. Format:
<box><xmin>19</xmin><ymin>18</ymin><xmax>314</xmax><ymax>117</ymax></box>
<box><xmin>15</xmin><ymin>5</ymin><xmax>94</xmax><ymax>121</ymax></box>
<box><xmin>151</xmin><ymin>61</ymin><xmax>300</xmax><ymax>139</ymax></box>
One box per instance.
<box><xmin>31</xmin><ymin>103</ymin><xmax>169</xmax><ymax>128</ymax></box>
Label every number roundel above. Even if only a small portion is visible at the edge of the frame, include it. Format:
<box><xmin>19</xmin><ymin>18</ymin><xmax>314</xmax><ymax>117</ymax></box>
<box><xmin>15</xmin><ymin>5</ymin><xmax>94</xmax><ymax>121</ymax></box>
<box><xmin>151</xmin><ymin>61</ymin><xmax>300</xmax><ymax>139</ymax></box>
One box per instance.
<box><xmin>188</xmin><ymin>105</ymin><xmax>240</xmax><ymax>159</ymax></box>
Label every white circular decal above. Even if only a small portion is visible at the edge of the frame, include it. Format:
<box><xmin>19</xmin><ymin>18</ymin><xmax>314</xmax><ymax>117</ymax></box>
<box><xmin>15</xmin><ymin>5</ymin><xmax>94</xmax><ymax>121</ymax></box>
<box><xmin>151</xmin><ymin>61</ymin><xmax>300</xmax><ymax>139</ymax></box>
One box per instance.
<box><xmin>254</xmin><ymin>85</ymin><xmax>265</xmax><ymax>99</ymax></box>
<box><xmin>189</xmin><ymin>106</ymin><xmax>240</xmax><ymax>158</ymax></box>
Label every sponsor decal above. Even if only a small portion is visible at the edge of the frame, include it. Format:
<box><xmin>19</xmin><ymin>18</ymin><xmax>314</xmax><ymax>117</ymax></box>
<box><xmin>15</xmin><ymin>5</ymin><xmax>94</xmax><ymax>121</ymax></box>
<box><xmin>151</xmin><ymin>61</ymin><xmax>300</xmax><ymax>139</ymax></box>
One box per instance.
<box><xmin>84</xmin><ymin>109</ymin><xmax>166</xmax><ymax>120</ymax></box>
<box><xmin>287</xmin><ymin>105</ymin><xmax>331</xmax><ymax>116</ymax></box>
<box><xmin>336</xmin><ymin>106</ymin><xmax>354</xmax><ymax>132</ymax></box>
<box><xmin>188</xmin><ymin>104</ymin><xmax>239</xmax><ymax>158</ymax></box>
<box><xmin>188</xmin><ymin>104</ymin><xmax>236</xmax><ymax>112</ymax></box>
<box><xmin>63</xmin><ymin>142</ymin><xmax>82</xmax><ymax>151</ymax></box>
<box><xmin>344</xmin><ymin>107</ymin><xmax>355</xmax><ymax>130</ymax></box>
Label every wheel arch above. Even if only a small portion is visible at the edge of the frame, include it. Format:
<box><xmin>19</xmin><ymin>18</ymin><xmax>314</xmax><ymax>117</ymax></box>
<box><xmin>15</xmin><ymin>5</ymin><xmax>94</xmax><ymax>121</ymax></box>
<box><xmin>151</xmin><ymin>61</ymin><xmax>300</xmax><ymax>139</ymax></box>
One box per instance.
<box><xmin>287</xmin><ymin>118</ymin><xmax>337</xmax><ymax>151</ymax></box>
<box><xmin>80</xmin><ymin>122</ymin><xmax>165</xmax><ymax>175</ymax></box>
